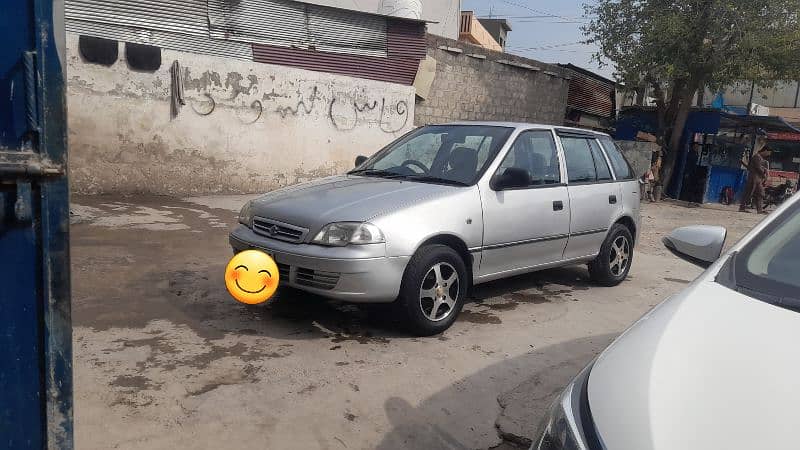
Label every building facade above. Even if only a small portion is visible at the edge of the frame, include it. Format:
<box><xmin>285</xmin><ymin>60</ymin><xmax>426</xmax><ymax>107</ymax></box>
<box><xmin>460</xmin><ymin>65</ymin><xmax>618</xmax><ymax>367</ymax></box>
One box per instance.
<box><xmin>476</xmin><ymin>18</ymin><xmax>511</xmax><ymax>50</ymax></box>
<box><xmin>414</xmin><ymin>35</ymin><xmax>570</xmax><ymax>126</ymax></box>
<box><xmin>65</xmin><ymin>0</ymin><xmax>426</xmax><ymax>195</ymax></box>
<box><xmin>65</xmin><ymin>0</ymin><xmax>575</xmax><ymax>195</ymax></box>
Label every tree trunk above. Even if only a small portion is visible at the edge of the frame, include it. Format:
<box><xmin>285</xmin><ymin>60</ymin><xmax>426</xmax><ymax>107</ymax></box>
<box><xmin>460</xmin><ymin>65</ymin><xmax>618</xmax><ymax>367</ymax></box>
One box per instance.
<box><xmin>659</xmin><ymin>82</ymin><xmax>700</xmax><ymax>193</ymax></box>
<box><xmin>635</xmin><ymin>87</ymin><xmax>645</xmax><ymax>106</ymax></box>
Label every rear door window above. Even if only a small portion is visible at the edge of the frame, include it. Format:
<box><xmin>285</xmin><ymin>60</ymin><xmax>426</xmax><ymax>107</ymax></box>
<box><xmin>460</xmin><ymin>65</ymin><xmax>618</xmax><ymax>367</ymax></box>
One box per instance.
<box><xmin>561</xmin><ymin>137</ymin><xmax>597</xmax><ymax>183</ymax></box>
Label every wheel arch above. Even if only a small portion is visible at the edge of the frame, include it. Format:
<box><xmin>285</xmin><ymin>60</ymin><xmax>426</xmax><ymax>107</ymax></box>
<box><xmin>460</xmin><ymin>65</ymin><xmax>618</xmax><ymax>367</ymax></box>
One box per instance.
<box><xmin>414</xmin><ymin>234</ymin><xmax>474</xmax><ymax>289</ymax></box>
<box><xmin>613</xmin><ymin>215</ymin><xmax>637</xmax><ymax>244</ymax></box>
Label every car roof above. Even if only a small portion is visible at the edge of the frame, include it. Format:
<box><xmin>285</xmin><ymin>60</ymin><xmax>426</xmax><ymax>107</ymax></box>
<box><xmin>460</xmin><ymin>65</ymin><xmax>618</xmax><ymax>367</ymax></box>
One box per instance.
<box><xmin>441</xmin><ymin>121</ymin><xmax>611</xmax><ymax>137</ymax></box>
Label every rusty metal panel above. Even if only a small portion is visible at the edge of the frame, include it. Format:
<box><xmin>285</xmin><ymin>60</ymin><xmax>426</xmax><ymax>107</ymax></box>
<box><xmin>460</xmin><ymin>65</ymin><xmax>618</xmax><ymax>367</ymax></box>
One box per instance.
<box><xmin>65</xmin><ymin>19</ymin><xmax>253</xmax><ymax>60</ymax></box>
<box><xmin>65</xmin><ymin>0</ymin><xmax>208</xmax><ymax>36</ymax></box>
<box><xmin>208</xmin><ymin>0</ymin><xmax>388</xmax><ymax>57</ymax></box>
<box><xmin>566</xmin><ymin>70</ymin><xmax>615</xmax><ymax>118</ymax></box>
<box><xmin>387</xmin><ymin>20</ymin><xmax>426</xmax><ymax>59</ymax></box>
<box><xmin>252</xmin><ymin>43</ymin><xmax>418</xmax><ymax>85</ymax></box>
<box><xmin>2</xmin><ymin>0</ymin><xmax>73</xmax><ymax>447</ymax></box>
<box><xmin>251</xmin><ymin>19</ymin><xmax>425</xmax><ymax>85</ymax></box>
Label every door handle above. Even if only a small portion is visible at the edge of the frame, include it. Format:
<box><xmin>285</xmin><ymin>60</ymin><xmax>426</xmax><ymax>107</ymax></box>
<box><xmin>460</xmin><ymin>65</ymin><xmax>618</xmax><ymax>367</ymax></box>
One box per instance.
<box><xmin>609</xmin><ymin>195</ymin><xmax>617</xmax><ymax>204</ymax></box>
<box><xmin>553</xmin><ymin>200</ymin><xmax>564</xmax><ymax>211</ymax></box>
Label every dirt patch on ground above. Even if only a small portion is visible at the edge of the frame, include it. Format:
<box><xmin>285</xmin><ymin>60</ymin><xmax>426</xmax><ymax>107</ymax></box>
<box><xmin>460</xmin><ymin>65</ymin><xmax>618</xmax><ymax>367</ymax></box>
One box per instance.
<box><xmin>70</xmin><ymin>196</ymin><xmax>760</xmax><ymax>449</ymax></box>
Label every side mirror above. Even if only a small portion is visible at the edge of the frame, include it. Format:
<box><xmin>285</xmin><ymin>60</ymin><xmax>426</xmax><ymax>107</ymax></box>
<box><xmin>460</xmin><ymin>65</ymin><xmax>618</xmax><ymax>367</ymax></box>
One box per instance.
<box><xmin>491</xmin><ymin>167</ymin><xmax>532</xmax><ymax>191</ymax></box>
<box><xmin>354</xmin><ymin>155</ymin><xmax>368</xmax><ymax>168</ymax></box>
<box><xmin>662</xmin><ymin>225</ymin><xmax>727</xmax><ymax>268</ymax></box>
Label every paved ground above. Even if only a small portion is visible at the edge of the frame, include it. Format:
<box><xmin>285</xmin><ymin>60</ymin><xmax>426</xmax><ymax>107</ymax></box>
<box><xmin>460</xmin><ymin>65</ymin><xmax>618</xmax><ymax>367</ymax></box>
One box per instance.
<box><xmin>70</xmin><ymin>196</ymin><xmax>763</xmax><ymax>449</ymax></box>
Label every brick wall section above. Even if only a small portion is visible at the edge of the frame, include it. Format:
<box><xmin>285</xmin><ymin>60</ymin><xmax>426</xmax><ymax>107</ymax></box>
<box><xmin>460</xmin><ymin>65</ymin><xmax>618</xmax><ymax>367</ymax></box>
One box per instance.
<box><xmin>414</xmin><ymin>34</ymin><xmax>571</xmax><ymax>126</ymax></box>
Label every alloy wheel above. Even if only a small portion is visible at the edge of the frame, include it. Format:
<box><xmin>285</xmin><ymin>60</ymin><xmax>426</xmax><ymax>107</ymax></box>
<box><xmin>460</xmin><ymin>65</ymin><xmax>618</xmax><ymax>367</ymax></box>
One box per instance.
<box><xmin>419</xmin><ymin>262</ymin><xmax>460</xmax><ymax>322</ymax></box>
<box><xmin>609</xmin><ymin>235</ymin><xmax>631</xmax><ymax>277</ymax></box>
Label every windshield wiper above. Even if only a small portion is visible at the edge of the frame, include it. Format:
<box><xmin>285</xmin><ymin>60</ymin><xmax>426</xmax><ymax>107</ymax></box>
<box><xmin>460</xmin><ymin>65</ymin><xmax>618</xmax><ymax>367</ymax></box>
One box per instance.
<box><xmin>348</xmin><ymin>170</ymin><xmax>469</xmax><ymax>186</ymax></box>
<box><xmin>400</xmin><ymin>175</ymin><xmax>470</xmax><ymax>186</ymax></box>
<box><xmin>347</xmin><ymin>169</ymin><xmax>406</xmax><ymax>179</ymax></box>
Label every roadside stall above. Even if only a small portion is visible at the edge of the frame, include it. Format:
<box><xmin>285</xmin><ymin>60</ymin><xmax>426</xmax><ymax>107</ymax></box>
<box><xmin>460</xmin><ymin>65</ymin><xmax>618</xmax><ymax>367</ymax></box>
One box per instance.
<box><xmin>764</xmin><ymin>131</ymin><xmax>800</xmax><ymax>188</ymax></box>
<box><xmin>699</xmin><ymin>115</ymin><xmax>800</xmax><ymax>204</ymax></box>
<box><xmin>616</xmin><ymin>107</ymin><xmax>800</xmax><ymax>205</ymax></box>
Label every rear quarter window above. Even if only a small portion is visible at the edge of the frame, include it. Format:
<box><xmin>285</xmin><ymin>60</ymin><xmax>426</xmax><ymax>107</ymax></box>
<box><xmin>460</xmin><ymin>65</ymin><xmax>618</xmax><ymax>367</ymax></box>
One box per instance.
<box><xmin>598</xmin><ymin>136</ymin><xmax>635</xmax><ymax>180</ymax></box>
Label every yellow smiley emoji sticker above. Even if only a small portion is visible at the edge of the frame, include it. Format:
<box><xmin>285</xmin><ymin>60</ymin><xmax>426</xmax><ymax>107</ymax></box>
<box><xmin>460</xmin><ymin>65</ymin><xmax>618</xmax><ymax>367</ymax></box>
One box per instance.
<box><xmin>225</xmin><ymin>250</ymin><xmax>280</xmax><ymax>304</ymax></box>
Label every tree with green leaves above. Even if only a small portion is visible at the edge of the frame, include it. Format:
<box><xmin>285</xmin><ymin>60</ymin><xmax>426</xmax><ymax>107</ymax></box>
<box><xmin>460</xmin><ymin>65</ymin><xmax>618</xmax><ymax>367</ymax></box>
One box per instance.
<box><xmin>584</xmin><ymin>0</ymin><xmax>800</xmax><ymax>188</ymax></box>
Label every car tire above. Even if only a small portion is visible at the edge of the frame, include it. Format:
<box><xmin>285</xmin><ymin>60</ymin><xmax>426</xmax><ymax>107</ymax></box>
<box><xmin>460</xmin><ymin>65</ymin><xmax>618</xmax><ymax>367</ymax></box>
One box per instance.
<box><xmin>396</xmin><ymin>245</ymin><xmax>468</xmax><ymax>336</ymax></box>
<box><xmin>589</xmin><ymin>224</ymin><xmax>634</xmax><ymax>287</ymax></box>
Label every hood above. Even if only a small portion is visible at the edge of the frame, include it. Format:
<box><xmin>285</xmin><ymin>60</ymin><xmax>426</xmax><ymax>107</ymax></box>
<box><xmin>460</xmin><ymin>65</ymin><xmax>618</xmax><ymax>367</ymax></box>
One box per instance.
<box><xmin>588</xmin><ymin>280</ymin><xmax>800</xmax><ymax>450</ymax></box>
<box><xmin>250</xmin><ymin>175</ymin><xmax>460</xmax><ymax>232</ymax></box>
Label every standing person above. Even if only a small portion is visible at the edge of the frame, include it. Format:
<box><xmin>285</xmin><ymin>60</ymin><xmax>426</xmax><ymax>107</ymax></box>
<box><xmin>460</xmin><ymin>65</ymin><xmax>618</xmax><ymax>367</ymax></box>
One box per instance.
<box><xmin>640</xmin><ymin>166</ymin><xmax>656</xmax><ymax>201</ymax></box>
<box><xmin>740</xmin><ymin>141</ymin><xmax>772</xmax><ymax>214</ymax></box>
<box><xmin>650</xmin><ymin>151</ymin><xmax>663</xmax><ymax>202</ymax></box>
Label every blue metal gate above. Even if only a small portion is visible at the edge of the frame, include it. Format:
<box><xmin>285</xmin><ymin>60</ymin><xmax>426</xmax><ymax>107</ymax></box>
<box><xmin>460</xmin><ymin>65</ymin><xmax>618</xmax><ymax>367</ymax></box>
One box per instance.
<box><xmin>0</xmin><ymin>0</ymin><xmax>73</xmax><ymax>448</ymax></box>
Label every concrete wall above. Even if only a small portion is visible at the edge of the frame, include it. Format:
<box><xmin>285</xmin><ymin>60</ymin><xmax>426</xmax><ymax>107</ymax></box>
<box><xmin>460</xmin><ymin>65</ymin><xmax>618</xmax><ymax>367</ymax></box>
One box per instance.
<box><xmin>414</xmin><ymin>35</ymin><xmax>570</xmax><ymax>126</ymax></box>
<box><xmin>615</xmin><ymin>141</ymin><xmax>659</xmax><ymax>178</ymax></box>
<box><xmin>66</xmin><ymin>34</ymin><xmax>415</xmax><ymax>195</ymax></box>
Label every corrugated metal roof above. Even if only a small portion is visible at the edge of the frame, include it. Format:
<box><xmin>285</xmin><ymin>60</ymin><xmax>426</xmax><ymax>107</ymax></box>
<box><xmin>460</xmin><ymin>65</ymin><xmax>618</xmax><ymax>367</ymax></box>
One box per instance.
<box><xmin>310</xmin><ymin>4</ymin><xmax>387</xmax><ymax>55</ymax></box>
<box><xmin>252</xmin><ymin>19</ymin><xmax>425</xmax><ymax>85</ymax></box>
<box><xmin>208</xmin><ymin>0</ymin><xmax>307</xmax><ymax>47</ymax></box>
<box><xmin>208</xmin><ymin>0</ymin><xmax>388</xmax><ymax>57</ymax></box>
<box><xmin>387</xmin><ymin>20</ymin><xmax>426</xmax><ymax>59</ymax></box>
<box><xmin>565</xmin><ymin>69</ymin><xmax>615</xmax><ymax>118</ymax></box>
<box><xmin>252</xmin><ymin>44</ymin><xmax>419</xmax><ymax>85</ymax></box>
<box><xmin>66</xmin><ymin>19</ymin><xmax>253</xmax><ymax>60</ymax></box>
<box><xmin>65</xmin><ymin>0</ymin><xmax>423</xmax><ymax>82</ymax></box>
<box><xmin>65</xmin><ymin>0</ymin><xmax>208</xmax><ymax>36</ymax></box>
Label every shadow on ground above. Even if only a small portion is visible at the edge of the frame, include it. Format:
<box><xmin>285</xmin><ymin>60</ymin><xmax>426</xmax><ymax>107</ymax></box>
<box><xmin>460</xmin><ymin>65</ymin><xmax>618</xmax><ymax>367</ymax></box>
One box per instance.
<box><xmin>374</xmin><ymin>334</ymin><xmax>617</xmax><ymax>449</ymax></box>
<box><xmin>71</xmin><ymin>195</ymin><xmax>601</xmax><ymax>345</ymax></box>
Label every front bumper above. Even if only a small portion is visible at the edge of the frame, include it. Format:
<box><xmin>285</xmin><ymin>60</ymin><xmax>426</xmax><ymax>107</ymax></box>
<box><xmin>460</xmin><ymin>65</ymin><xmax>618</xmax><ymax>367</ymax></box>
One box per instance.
<box><xmin>229</xmin><ymin>225</ymin><xmax>409</xmax><ymax>303</ymax></box>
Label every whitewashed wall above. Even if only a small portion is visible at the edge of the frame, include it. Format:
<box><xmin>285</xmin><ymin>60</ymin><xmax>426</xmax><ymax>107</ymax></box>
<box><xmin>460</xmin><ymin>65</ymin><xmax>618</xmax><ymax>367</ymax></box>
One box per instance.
<box><xmin>66</xmin><ymin>33</ymin><xmax>415</xmax><ymax>195</ymax></box>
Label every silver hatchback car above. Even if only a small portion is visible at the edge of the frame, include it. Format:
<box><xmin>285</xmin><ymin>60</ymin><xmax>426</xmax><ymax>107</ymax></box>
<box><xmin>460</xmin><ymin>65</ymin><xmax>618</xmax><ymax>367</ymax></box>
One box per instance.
<box><xmin>230</xmin><ymin>122</ymin><xmax>640</xmax><ymax>335</ymax></box>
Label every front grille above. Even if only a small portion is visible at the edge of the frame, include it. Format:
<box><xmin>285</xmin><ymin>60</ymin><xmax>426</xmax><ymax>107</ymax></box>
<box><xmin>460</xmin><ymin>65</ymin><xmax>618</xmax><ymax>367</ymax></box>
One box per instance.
<box><xmin>252</xmin><ymin>217</ymin><xmax>308</xmax><ymax>243</ymax></box>
<box><xmin>295</xmin><ymin>268</ymin><xmax>341</xmax><ymax>290</ymax></box>
<box><xmin>277</xmin><ymin>263</ymin><xmax>290</xmax><ymax>281</ymax></box>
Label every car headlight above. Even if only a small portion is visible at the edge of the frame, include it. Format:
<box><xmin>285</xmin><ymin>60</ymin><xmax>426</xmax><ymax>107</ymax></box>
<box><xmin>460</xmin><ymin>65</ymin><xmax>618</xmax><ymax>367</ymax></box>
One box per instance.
<box><xmin>312</xmin><ymin>222</ymin><xmax>384</xmax><ymax>246</ymax></box>
<box><xmin>239</xmin><ymin>201</ymin><xmax>255</xmax><ymax>227</ymax></box>
<box><xmin>531</xmin><ymin>362</ymin><xmax>598</xmax><ymax>450</ymax></box>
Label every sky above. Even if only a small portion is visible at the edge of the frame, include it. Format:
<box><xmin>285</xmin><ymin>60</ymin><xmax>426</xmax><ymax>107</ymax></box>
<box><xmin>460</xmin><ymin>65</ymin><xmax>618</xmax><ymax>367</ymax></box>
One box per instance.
<box><xmin>460</xmin><ymin>0</ymin><xmax>615</xmax><ymax>80</ymax></box>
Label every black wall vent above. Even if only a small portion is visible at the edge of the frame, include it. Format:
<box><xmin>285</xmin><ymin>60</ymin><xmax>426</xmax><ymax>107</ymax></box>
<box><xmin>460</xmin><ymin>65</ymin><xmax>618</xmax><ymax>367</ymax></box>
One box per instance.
<box><xmin>78</xmin><ymin>36</ymin><xmax>118</xmax><ymax>66</ymax></box>
<box><xmin>125</xmin><ymin>43</ymin><xmax>161</xmax><ymax>72</ymax></box>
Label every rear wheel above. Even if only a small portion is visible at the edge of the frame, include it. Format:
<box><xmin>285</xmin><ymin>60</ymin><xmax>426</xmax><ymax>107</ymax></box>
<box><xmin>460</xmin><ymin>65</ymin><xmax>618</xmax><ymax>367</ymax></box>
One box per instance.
<box><xmin>589</xmin><ymin>224</ymin><xmax>633</xmax><ymax>286</ymax></box>
<box><xmin>396</xmin><ymin>245</ymin><xmax>467</xmax><ymax>336</ymax></box>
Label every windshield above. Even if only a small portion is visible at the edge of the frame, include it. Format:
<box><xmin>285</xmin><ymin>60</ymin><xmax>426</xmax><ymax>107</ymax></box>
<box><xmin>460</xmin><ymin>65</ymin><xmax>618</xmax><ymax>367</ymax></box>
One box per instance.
<box><xmin>729</xmin><ymin>200</ymin><xmax>800</xmax><ymax>306</ymax></box>
<box><xmin>351</xmin><ymin>125</ymin><xmax>514</xmax><ymax>186</ymax></box>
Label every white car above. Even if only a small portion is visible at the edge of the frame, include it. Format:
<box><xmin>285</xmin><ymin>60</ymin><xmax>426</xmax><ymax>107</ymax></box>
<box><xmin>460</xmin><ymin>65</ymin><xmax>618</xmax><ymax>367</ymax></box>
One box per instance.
<box><xmin>533</xmin><ymin>192</ymin><xmax>800</xmax><ymax>449</ymax></box>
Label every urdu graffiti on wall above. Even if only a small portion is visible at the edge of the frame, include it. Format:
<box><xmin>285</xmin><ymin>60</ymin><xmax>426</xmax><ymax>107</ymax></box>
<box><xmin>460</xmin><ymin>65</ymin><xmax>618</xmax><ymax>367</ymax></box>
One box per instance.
<box><xmin>182</xmin><ymin>68</ymin><xmax>410</xmax><ymax>133</ymax></box>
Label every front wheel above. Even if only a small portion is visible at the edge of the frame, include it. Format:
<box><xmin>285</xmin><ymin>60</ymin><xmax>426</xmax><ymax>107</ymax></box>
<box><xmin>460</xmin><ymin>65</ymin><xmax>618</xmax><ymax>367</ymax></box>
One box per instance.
<box><xmin>588</xmin><ymin>224</ymin><xmax>633</xmax><ymax>287</ymax></box>
<box><xmin>396</xmin><ymin>245</ymin><xmax>468</xmax><ymax>336</ymax></box>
